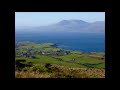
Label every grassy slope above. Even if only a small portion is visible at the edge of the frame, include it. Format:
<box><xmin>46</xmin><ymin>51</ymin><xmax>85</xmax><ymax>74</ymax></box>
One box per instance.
<box><xmin>15</xmin><ymin>42</ymin><xmax>105</xmax><ymax>69</ymax></box>
<box><xmin>16</xmin><ymin>56</ymin><xmax>86</xmax><ymax>68</ymax></box>
<box><xmin>15</xmin><ymin>42</ymin><xmax>105</xmax><ymax>78</ymax></box>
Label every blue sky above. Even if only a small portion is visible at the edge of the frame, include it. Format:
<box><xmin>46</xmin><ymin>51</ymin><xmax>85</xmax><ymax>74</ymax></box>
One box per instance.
<box><xmin>15</xmin><ymin>12</ymin><xmax>105</xmax><ymax>27</ymax></box>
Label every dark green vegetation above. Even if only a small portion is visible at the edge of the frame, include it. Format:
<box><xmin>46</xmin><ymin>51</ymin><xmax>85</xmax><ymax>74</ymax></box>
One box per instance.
<box><xmin>15</xmin><ymin>41</ymin><xmax>105</xmax><ymax>78</ymax></box>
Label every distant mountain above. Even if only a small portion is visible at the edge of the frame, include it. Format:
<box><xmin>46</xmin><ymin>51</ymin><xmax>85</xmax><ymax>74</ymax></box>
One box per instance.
<box><xmin>16</xmin><ymin>20</ymin><xmax>105</xmax><ymax>33</ymax></box>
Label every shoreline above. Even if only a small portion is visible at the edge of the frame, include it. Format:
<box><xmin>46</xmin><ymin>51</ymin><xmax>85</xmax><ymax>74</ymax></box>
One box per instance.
<box><xmin>15</xmin><ymin>41</ymin><xmax>105</xmax><ymax>53</ymax></box>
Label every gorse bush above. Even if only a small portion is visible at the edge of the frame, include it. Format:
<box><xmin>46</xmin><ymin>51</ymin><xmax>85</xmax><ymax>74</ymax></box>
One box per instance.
<box><xmin>22</xmin><ymin>67</ymin><xmax>30</xmax><ymax>72</ymax></box>
<box><xmin>44</xmin><ymin>63</ymin><xmax>61</xmax><ymax>73</ymax></box>
<box><xmin>15</xmin><ymin>60</ymin><xmax>26</xmax><ymax>70</ymax></box>
<box><xmin>15</xmin><ymin>60</ymin><xmax>33</xmax><ymax>71</ymax></box>
<box><xmin>26</xmin><ymin>62</ymin><xmax>33</xmax><ymax>67</ymax></box>
<box><xmin>45</xmin><ymin>63</ymin><xmax>52</xmax><ymax>68</ymax></box>
<box><xmin>30</xmin><ymin>65</ymin><xmax>47</xmax><ymax>73</ymax></box>
<box><xmin>44</xmin><ymin>63</ymin><xmax>54</xmax><ymax>73</ymax></box>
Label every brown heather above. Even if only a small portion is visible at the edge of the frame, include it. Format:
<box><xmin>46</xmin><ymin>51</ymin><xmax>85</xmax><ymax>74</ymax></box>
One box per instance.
<box><xmin>15</xmin><ymin>65</ymin><xmax>105</xmax><ymax>78</ymax></box>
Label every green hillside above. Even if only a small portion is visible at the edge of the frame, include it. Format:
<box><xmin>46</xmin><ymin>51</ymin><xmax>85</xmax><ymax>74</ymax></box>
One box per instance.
<box><xmin>15</xmin><ymin>41</ymin><xmax>105</xmax><ymax>78</ymax></box>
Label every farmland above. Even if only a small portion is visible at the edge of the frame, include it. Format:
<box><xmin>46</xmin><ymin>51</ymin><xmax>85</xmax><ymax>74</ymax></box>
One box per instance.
<box><xmin>15</xmin><ymin>41</ymin><xmax>105</xmax><ymax>78</ymax></box>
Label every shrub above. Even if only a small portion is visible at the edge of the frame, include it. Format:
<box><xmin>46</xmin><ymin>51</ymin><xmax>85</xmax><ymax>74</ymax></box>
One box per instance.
<box><xmin>22</xmin><ymin>67</ymin><xmax>30</xmax><ymax>71</ymax></box>
<box><xmin>30</xmin><ymin>65</ymin><xmax>47</xmax><ymax>73</ymax></box>
<box><xmin>26</xmin><ymin>62</ymin><xmax>33</xmax><ymax>67</ymax></box>
<box><xmin>45</xmin><ymin>63</ymin><xmax>52</xmax><ymax>68</ymax></box>
<box><xmin>44</xmin><ymin>64</ymin><xmax>61</xmax><ymax>73</ymax></box>
<box><xmin>15</xmin><ymin>60</ymin><xmax>26</xmax><ymax>69</ymax></box>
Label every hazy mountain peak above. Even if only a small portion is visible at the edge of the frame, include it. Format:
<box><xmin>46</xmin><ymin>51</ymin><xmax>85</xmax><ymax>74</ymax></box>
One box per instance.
<box><xmin>56</xmin><ymin>20</ymin><xmax>89</xmax><ymax>26</ymax></box>
<box><xmin>69</xmin><ymin>19</ymin><xmax>88</xmax><ymax>22</ymax></box>
<box><xmin>57</xmin><ymin>20</ymin><xmax>71</xmax><ymax>25</ymax></box>
<box><xmin>16</xmin><ymin>20</ymin><xmax>105</xmax><ymax>33</ymax></box>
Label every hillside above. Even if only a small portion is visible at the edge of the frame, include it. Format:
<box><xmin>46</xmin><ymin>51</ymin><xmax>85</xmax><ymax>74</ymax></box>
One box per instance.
<box><xmin>15</xmin><ymin>41</ymin><xmax>105</xmax><ymax>78</ymax></box>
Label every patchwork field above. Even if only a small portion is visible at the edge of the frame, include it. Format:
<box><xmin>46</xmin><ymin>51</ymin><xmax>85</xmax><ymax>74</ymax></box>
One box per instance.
<box><xmin>15</xmin><ymin>41</ymin><xmax>105</xmax><ymax>78</ymax></box>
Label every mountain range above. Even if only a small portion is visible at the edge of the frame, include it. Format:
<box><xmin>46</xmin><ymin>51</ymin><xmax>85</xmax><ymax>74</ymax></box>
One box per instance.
<box><xmin>16</xmin><ymin>20</ymin><xmax>105</xmax><ymax>33</ymax></box>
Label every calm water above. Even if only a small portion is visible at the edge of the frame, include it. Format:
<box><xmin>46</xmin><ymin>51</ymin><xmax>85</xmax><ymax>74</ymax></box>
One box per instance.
<box><xmin>15</xmin><ymin>32</ymin><xmax>105</xmax><ymax>52</ymax></box>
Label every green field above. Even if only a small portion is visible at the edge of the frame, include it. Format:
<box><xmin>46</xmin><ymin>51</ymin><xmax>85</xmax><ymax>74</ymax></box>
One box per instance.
<box><xmin>15</xmin><ymin>41</ymin><xmax>105</xmax><ymax>68</ymax></box>
<box><xmin>15</xmin><ymin>41</ymin><xmax>105</xmax><ymax>78</ymax></box>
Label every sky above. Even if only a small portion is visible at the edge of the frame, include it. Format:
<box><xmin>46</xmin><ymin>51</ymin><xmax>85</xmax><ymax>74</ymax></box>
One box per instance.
<box><xmin>15</xmin><ymin>12</ymin><xmax>105</xmax><ymax>27</ymax></box>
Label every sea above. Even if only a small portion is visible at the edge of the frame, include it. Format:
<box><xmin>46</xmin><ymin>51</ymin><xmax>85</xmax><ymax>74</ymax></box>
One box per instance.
<box><xmin>15</xmin><ymin>32</ymin><xmax>105</xmax><ymax>52</ymax></box>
